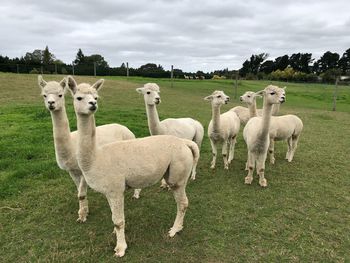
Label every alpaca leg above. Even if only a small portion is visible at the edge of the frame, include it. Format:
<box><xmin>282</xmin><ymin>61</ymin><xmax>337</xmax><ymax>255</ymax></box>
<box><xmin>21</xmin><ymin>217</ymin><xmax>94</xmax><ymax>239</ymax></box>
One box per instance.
<box><xmin>228</xmin><ymin>136</ymin><xmax>236</xmax><ymax>164</ymax></box>
<box><xmin>132</xmin><ymin>189</ymin><xmax>141</xmax><ymax>199</ymax></box>
<box><xmin>190</xmin><ymin>160</ymin><xmax>197</xmax><ymax>180</ymax></box>
<box><xmin>285</xmin><ymin>137</ymin><xmax>292</xmax><ymax>160</ymax></box>
<box><xmin>210</xmin><ymin>140</ymin><xmax>217</xmax><ymax>169</ymax></box>
<box><xmin>222</xmin><ymin>141</ymin><xmax>229</xmax><ymax>170</ymax></box>
<box><xmin>245</xmin><ymin>152</ymin><xmax>255</xmax><ymax>184</ymax></box>
<box><xmin>288</xmin><ymin>136</ymin><xmax>300</xmax><ymax>162</ymax></box>
<box><xmin>69</xmin><ymin>170</ymin><xmax>89</xmax><ymax>223</ymax></box>
<box><xmin>269</xmin><ymin>139</ymin><xmax>275</xmax><ymax>165</ymax></box>
<box><xmin>160</xmin><ymin>179</ymin><xmax>169</xmax><ymax>189</ymax></box>
<box><xmin>256</xmin><ymin>155</ymin><xmax>267</xmax><ymax>187</ymax></box>
<box><xmin>169</xmin><ymin>185</ymin><xmax>189</xmax><ymax>237</ymax></box>
<box><xmin>107</xmin><ymin>194</ymin><xmax>127</xmax><ymax>257</ymax></box>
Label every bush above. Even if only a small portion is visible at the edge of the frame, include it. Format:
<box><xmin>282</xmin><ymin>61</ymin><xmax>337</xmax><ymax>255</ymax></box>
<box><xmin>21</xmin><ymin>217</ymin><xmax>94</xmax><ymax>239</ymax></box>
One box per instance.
<box><xmin>29</xmin><ymin>68</ymin><xmax>39</xmax><ymax>74</ymax></box>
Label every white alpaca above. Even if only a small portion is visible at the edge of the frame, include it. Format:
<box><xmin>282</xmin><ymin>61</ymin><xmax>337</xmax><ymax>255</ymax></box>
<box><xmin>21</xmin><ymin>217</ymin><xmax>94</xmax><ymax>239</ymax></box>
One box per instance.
<box><xmin>67</xmin><ymin>77</ymin><xmax>199</xmax><ymax>257</ymax></box>
<box><xmin>204</xmin><ymin>91</ymin><xmax>240</xmax><ymax>169</ymax></box>
<box><xmin>136</xmin><ymin>83</ymin><xmax>204</xmax><ymax>180</ymax></box>
<box><xmin>243</xmin><ymin>85</ymin><xmax>285</xmax><ymax>187</ymax></box>
<box><xmin>38</xmin><ymin>76</ymin><xmax>136</xmax><ymax>222</ymax></box>
<box><xmin>231</xmin><ymin>88</ymin><xmax>284</xmax><ymax>124</ymax></box>
<box><xmin>240</xmin><ymin>90</ymin><xmax>303</xmax><ymax>164</ymax></box>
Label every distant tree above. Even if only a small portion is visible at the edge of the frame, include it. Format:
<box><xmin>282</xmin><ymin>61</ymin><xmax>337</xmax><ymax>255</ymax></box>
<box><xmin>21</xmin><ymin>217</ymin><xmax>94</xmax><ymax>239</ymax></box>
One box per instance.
<box><xmin>24</xmin><ymin>49</ymin><xmax>42</xmax><ymax>64</ymax></box>
<box><xmin>289</xmin><ymin>53</ymin><xmax>313</xmax><ymax>73</ymax></box>
<box><xmin>239</xmin><ymin>53</ymin><xmax>268</xmax><ymax>76</ymax></box>
<box><xmin>260</xmin><ymin>60</ymin><xmax>275</xmax><ymax>74</ymax></box>
<box><xmin>338</xmin><ymin>48</ymin><xmax>350</xmax><ymax>74</ymax></box>
<box><xmin>274</xmin><ymin>55</ymin><xmax>289</xmax><ymax>71</ymax></box>
<box><xmin>139</xmin><ymin>63</ymin><xmax>158</xmax><ymax>71</ymax></box>
<box><xmin>85</xmin><ymin>54</ymin><xmax>109</xmax><ymax>68</ymax></box>
<box><xmin>42</xmin><ymin>46</ymin><xmax>55</xmax><ymax>64</ymax></box>
<box><xmin>314</xmin><ymin>51</ymin><xmax>340</xmax><ymax>74</ymax></box>
<box><xmin>74</xmin><ymin>48</ymin><xmax>85</xmax><ymax>64</ymax></box>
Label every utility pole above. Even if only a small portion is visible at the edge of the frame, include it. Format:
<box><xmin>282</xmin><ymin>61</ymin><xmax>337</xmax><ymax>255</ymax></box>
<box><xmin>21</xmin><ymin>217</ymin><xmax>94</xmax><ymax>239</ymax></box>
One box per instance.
<box><xmin>16</xmin><ymin>64</ymin><xmax>19</xmax><ymax>74</ymax></box>
<box><xmin>94</xmin><ymin>62</ymin><xmax>96</xmax><ymax>77</ymax></box>
<box><xmin>171</xmin><ymin>65</ymin><xmax>174</xmax><ymax>88</ymax></box>
<box><xmin>332</xmin><ymin>77</ymin><xmax>339</xmax><ymax>111</ymax></box>
<box><xmin>54</xmin><ymin>64</ymin><xmax>57</xmax><ymax>75</ymax></box>
<box><xmin>72</xmin><ymin>62</ymin><xmax>75</xmax><ymax>76</ymax></box>
<box><xmin>233</xmin><ymin>70</ymin><xmax>238</xmax><ymax>99</ymax></box>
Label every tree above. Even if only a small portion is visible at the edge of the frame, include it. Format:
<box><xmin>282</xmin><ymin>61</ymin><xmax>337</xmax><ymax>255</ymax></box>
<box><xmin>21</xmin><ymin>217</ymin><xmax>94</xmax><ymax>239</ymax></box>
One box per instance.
<box><xmin>289</xmin><ymin>53</ymin><xmax>313</xmax><ymax>73</ymax></box>
<box><xmin>260</xmin><ymin>60</ymin><xmax>275</xmax><ymax>74</ymax></box>
<box><xmin>274</xmin><ymin>55</ymin><xmax>289</xmax><ymax>71</ymax></box>
<box><xmin>239</xmin><ymin>53</ymin><xmax>268</xmax><ymax>76</ymax></box>
<box><xmin>338</xmin><ymin>48</ymin><xmax>350</xmax><ymax>74</ymax></box>
<box><xmin>85</xmin><ymin>54</ymin><xmax>109</xmax><ymax>68</ymax></box>
<box><xmin>74</xmin><ymin>48</ymin><xmax>85</xmax><ymax>64</ymax></box>
<box><xmin>42</xmin><ymin>46</ymin><xmax>55</xmax><ymax>64</ymax></box>
<box><xmin>24</xmin><ymin>49</ymin><xmax>42</xmax><ymax>64</ymax></box>
<box><xmin>314</xmin><ymin>51</ymin><xmax>340</xmax><ymax>74</ymax></box>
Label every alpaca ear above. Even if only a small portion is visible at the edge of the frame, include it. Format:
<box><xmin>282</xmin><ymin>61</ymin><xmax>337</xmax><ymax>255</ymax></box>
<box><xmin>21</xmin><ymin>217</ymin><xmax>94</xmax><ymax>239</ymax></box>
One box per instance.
<box><xmin>282</xmin><ymin>86</ymin><xmax>287</xmax><ymax>90</ymax></box>
<box><xmin>136</xmin><ymin>87</ymin><xmax>144</xmax><ymax>94</ymax></box>
<box><xmin>59</xmin><ymin>77</ymin><xmax>66</xmax><ymax>89</ymax></box>
<box><xmin>92</xmin><ymin>79</ymin><xmax>104</xmax><ymax>91</ymax></box>
<box><xmin>254</xmin><ymin>93</ymin><xmax>263</xmax><ymax>98</ymax></box>
<box><xmin>66</xmin><ymin>75</ymin><xmax>77</xmax><ymax>94</ymax></box>
<box><xmin>204</xmin><ymin>95</ymin><xmax>213</xmax><ymax>101</ymax></box>
<box><xmin>38</xmin><ymin>75</ymin><xmax>47</xmax><ymax>89</ymax></box>
<box><xmin>254</xmin><ymin>90</ymin><xmax>265</xmax><ymax>96</ymax></box>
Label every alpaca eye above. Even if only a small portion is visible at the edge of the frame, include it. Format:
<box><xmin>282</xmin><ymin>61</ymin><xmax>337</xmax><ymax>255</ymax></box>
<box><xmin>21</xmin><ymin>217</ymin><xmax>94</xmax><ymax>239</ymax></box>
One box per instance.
<box><xmin>147</xmin><ymin>91</ymin><xmax>151</xmax><ymax>95</ymax></box>
<box><xmin>217</xmin><ymin>95</ymin><xmax>221</xmax><ymax>98</ymax></box>
<box><xmin>43</xmin><ymin>95</ymin><xmax>47</xmax><ymax>98</ymax></box>
<box><xmin>94</xmin><ymin>97</ymin><xmax>98</xmax><ymax>100</ymax></box>
<box><xmin>270</xmin><ymin>92</ymin><xmax>276</xmax><ymax>95</ymax></box>
<box><xmin>77</xmin><ymin>97</ymin><xmax>83</xmax><ymax>101</ymax></box>
<box><xmin>247</xmin><ymin>95</ymin><xmax>251</xmax><ymax>98</ymax></box>
<box><xmin>59</xmin><ymin>94</ymin><xmax>63</xmax><ymax>98</ymax></box>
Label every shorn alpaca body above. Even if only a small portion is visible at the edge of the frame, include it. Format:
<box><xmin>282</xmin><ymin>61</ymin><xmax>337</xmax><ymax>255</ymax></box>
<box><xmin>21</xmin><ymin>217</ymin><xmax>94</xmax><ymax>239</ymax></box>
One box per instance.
<box><xmin>243</xmin><ymin>85</ymin><xmax>285</xmax><ymax>187</ymax></box>
<box><xmin>39</xmin><ymin>76</ymin><xmax>135</xmax><ymax>222</ymax></box>
<box><xmin>205</xmin><ymin>91</ymin><xmax>240</xmax><ymax>169</ymax></box>
<box><xmin>136</xmin><ymin>83</ymin><xmax>204</xmax><ymax>180</ymax></box>
<box><xmin>68</xmin><ymin>77</ymin><xmax>199</xmax><ymax>257</ymax></box>
<box><xmin>240</xmin><ymin>89</ymin><xmax>303</xmax><ymax>164</ymax></box>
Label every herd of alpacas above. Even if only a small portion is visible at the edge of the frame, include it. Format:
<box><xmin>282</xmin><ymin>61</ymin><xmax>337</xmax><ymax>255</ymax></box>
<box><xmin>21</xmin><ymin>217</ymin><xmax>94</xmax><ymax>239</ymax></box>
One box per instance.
<box><xmin>38</xmin><ymin>75</ymin><xmax>303</xmax><ymax>257</ymax></box>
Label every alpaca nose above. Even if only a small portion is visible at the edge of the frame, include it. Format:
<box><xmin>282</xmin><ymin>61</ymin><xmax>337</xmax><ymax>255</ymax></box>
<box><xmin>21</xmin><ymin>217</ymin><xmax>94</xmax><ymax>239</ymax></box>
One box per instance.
<box><xmin>48</xmin><ymin>101</ymin><xmax>55</xmax><ymax>105</ymax></box>
<box><xmin>239</xmin><ymin>96</ymin><xmax>243</xmax><ymax>101</ymax></box>
<box><xmin>226</xmin><ymin>97</ymin><xmax>230</xmax><ymax>101</ymax></box>
<box><xmin>89</xmin><ymin>101</ymin><xmax>97</xmax><ymax>106</ymax></box>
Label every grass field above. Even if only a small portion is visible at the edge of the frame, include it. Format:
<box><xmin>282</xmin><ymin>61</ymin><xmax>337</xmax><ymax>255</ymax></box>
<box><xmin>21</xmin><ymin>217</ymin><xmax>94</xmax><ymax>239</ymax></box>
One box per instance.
<box><xmin>0</xmin><ymin>73</ymin><xmax>350</xmax><ymax>262</ymax></box>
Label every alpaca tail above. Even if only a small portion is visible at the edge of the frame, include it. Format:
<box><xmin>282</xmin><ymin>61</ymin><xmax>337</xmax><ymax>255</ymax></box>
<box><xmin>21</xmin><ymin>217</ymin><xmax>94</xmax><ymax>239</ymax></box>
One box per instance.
<box><xmin>183</xmin><ymin>139</ymin><xmax>200</xmax><ymax>181</ymax></box>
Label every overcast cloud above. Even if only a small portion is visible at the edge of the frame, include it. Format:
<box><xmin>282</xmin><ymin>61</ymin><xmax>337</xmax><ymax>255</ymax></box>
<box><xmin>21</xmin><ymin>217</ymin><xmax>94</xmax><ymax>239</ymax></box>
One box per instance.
<box><xmin>0</xmin><ymin>0</ymin><xmax>349</xmax><ymax>72</ymax></box>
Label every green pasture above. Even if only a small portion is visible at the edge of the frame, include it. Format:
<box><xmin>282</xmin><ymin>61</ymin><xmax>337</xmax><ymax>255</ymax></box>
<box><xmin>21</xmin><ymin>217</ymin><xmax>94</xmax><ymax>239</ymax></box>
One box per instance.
<box><xmin>0</xmin><ymin>73</ymin><xmax>349</xmax><ymax>262</ymax></box>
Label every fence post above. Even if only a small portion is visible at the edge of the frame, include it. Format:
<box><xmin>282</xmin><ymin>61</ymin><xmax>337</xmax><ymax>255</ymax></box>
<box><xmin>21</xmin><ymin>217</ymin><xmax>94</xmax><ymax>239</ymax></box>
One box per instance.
<box><xmin>126</xmin><ymin>62</ymin><xmax>129</xmax><ymax>78</ymax></box>
<box><xmin>16</xmin><ymin>64</ymin><xmax>19</xmax><ymax>74</ymax></box>
<box><xmin>233</xmin><ymin>71</ymin><xmax>238</xmax><ymax>99</ymax></box>
<box><xmin>55</xmin><ymin>64</ymin><xmax>57</xmax><ymax>74</ymax></box>
<box><xmin>94</xmin><ymin>62</ymin><xmax>96</xmax><ymax>76</ymax></box>
<box><xmin>332</xmin><ymin>77</ymin><xmax>339</xmax><ymax>111</ymax></box>
<box><xmin>72</xmin><ymin>63</ymin><xmax>75</xmax><ymax>76</ymax></box>
<box><xmin>171</xmin><ymin>65</ymin><xmax>174</xmax><ymax>88</ymax></box>
<box><xmin>40</xmin><ymin>66</ymin><xmax>43</xmax><ymax>74</ymax></box>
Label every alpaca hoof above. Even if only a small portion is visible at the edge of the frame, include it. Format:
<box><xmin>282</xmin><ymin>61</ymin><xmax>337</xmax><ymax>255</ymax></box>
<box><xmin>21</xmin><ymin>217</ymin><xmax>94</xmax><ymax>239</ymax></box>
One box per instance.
<box><xmin>191</xmin><ymin>174</ymin><xmax>196</xmax><ymax>181</ymax></box>
<box><xmin>259</xmin><ymin>179</ymin><xmax>267</xmax><ymax>187</ymax></box>
<box><xmin>132</xmin><ymin>189</ymin><xmax>141</xmax><ymax>199</ymax></box>
<box><xmin>76</xmin><ymin>212</ymin><xmax>88</xmax><ymax>223</ymax></box>
<box><xmin>160</xmin><ymin>183</ymin><xmax>168</xmax><ymax>189</ymax></box>
<box><xmin>114</xmin><ymin>245</ymin><xmax>127</xmax><ymax>258</ymax></box>
<box><xmin>210</xmin><ymin>164</ymin><xmax>215</xmax><ymax>169</ymax></box>
<box><xmin>132</xmin><ymin>194</ymin><xmax>140</xmax><ymax>199</ymax></box>
<box><xmin>224</xmin><ymin>164</ymin><xmax>229</xmax><ymax>170</ymax></box>
<box><xmin>270</xmin><ymin>159</ymin><xmax>275</xmax><ymax>165</ymax></box>
<box><xmin>287</xmin><ymin>158</ymin><xmax>293</xmax><ymax>162</ymax></box>
<box><xmin>168</xmin><ymin>226</ymin><xmax>183</xmax><ymax>237</ymax></box>
<box><xmin>245</xmin><ymin>176</ymin><xmax>253</xmax><ymax>185</ymax></box>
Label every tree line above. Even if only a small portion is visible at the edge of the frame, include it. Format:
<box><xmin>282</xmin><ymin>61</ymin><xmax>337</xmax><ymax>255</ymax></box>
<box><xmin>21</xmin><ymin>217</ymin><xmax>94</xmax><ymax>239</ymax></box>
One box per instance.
<box><xmin>0</xmin><ymin>47</ymin><xmax>214</xmax><ymax>79</ymax></box>
<box><xmin>239</xmin><ymin>49</ymin><xmax>350</xmax><ymax>83</ymax></box>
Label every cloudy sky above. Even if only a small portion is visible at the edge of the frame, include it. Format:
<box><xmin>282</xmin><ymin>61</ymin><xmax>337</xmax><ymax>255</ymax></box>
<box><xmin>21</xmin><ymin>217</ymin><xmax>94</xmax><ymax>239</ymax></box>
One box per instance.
<box><xmin>1</xmin><ymin>0</ymin><xmax>349</xmax><ymax>72</ymax></box>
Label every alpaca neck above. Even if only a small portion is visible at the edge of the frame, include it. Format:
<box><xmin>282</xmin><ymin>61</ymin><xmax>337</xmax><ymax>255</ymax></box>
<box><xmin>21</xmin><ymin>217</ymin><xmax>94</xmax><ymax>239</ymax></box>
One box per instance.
<box><xmin>146</xmin><ymin>104</ymin><xmax>163</xmax><ymax>135</ymax></box>
<box><xmin>211</xmin><ymin>105</ymin><xmax>221</xmax><ymax>133</ymax></box>
<box><xmin>51</xmin><ymin>107</ymin><xmax>73</xmax><ymax>161</ymax></box>
<box><xmin>77</xmin><ymin>114</ymin><xmax>96</xmax><ymax>171</ymax></box>
<box><xmin>260</xmin><ymin>100</ymin><xmax>273</xmax><ymax>139</ymax></box>
<box><xmin>247</xmin><ymin>99</ymin><xmax>258</xmax><ymax>118</ymax></box>
<box><xmin>271</xmin><ymin>103</ymin><xmax>280</xmax><ymax>116</ymax></box>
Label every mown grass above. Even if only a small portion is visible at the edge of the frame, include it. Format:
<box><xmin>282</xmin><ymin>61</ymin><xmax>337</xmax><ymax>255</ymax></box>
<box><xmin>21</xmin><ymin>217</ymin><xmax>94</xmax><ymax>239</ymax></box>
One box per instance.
<box><xmin>0</xmin><ymin>73</ymin><xmax>350</xmax><ymax>262</ymax></box>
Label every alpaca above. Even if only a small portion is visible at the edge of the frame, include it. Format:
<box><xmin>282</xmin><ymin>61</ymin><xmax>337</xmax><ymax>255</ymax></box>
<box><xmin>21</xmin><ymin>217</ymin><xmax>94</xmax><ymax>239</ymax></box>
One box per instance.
<box><xmin>67</xmin><ymin>76</ymin><xmax>199</xmax><ymax>257</ymax></box>
<box><xmin>231</xmin><ymin>88</ymin><xmax>285</xmax><ymax>124</ymax></box>
<box><xmin>240</xmin><ymin>90</ymin><xmax>303</xmax><ymax>164</ymax></box>
<box><xmin>38</xmin><ymin>76</ymin><xmax>136</xmax><ymax>222</ymax></box>
<box><xmin>136</xmin><ymin>83</ymin><xmax>204</xmax><ymax>180</ymax></box>
<box><xmin>204</xmin><ymin>91</ymin><xmax>240</xmax><ymax>169</ymax></box>
<box><xmin>243</xmin><ymin>85</ymin><xmax>285</xmax><ymax>187</ymax></box>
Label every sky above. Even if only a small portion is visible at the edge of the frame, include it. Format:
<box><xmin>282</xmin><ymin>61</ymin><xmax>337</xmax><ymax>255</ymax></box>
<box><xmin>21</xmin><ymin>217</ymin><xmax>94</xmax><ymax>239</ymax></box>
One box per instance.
<box><xmin>0</xmin><ymin>0</ymin><xmax>349</xmax><ymax>72</ymax></box>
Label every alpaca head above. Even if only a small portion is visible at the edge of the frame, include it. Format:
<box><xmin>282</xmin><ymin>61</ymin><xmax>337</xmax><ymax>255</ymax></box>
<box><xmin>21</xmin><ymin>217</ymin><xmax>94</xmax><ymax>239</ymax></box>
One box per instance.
<box><xmin>136</xmin><ymin>83</ymin><xmax>161</xmax><ymax>106</ymax></box>
<box><xmin>204</xmin><ymin>90</ymin><xmax>230</xmax><ymax>106</ymax></box>
<box><xmin>67</xmin><ymin>76</ymin><xmax>104</xmax><ymax>115</ymax></box>
<box><xmin>240</xmin><ymin>91</ymin><xmax>261</xmax><ymax>105</ymax></box>
<box><xmin>255</xmin><ymin>85</ymin><xmax>286</xmax><ymax>105</ymax></box>
<box><xmin>38</xmin><ymin>75</ymin><xmax>66</xmax><ymax>112</ymax></box>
